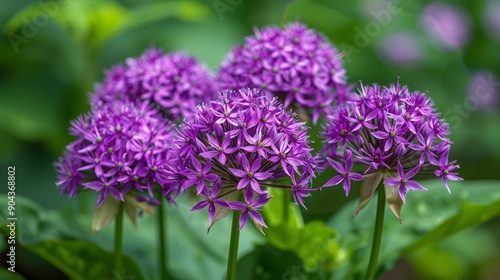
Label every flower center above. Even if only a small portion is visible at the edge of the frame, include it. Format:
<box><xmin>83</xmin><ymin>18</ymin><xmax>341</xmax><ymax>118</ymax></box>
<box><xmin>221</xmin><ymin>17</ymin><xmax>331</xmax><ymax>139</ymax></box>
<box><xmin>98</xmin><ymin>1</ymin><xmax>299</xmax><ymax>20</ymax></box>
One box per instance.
<box><xmin>247</xmin><ymin>172</ymin><xmax>254</xmax><ymax>178</ymax></box>
<box><xmin>196</xmin><ymin>173</ymin><xmax>202</xmax><ymax>179</ymax></box>
<box><xmin>94</xmin><ymin>158</ymin><xmax>100</xmax><ymax>164</ymax></box>
<box><xmin>340</xmin><ymin>129</ymin><xmax>347</xmax><ymax>136</ymax></box>
<box><xmin>257</xmin><ymin>141</ymin><xmax>263</xmax><ymax>147</ymax></box>
<box><xmin>217</xmin><ymin>147</ymin><xmax>223</xmax><ymax>152</ymax></box>
<box><xmin>133</xmin><ymin>176</ymin><xmax>139</xmax><ymax>182</ymax></box>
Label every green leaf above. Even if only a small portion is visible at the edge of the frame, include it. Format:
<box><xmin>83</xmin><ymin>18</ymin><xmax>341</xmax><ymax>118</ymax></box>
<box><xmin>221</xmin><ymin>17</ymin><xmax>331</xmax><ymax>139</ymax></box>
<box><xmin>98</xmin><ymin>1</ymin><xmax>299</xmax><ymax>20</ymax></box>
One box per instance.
<box><xmin>0</xmin><ymin>267</ymin><xmax>26</xmax><ymax>280</ymax></box>
<box><xmin>263</xmin><ymin>188</ymin><xmax>303</xmax><ymax>250</ymax></box>
<box><xmin>327</xmin><ymin>179</ymin><xmax>500</xmax><ymax>279</ymax></box>
<box><xmin>24</xmin><ymin>240</ymin><xmax>143</xmax><ymax>280</ymax></box>
<box><xmin>236</xmin><ymin>244</ymin><xmax>321</xmax><ymax>280</ymax></box>
<box><xmin>118</xmin><ymin>1</ymin><xmax>210</xmax><ymax>32</ymax></box>
<box><xmin>296</xmin><ymin>221</ymin><xmax>341</xmax><ymax>272</ymax></box>
<box><xmin>0</xmin><ymin>193</ymin><xmax>264</xmax><ymax>280</ymax></box>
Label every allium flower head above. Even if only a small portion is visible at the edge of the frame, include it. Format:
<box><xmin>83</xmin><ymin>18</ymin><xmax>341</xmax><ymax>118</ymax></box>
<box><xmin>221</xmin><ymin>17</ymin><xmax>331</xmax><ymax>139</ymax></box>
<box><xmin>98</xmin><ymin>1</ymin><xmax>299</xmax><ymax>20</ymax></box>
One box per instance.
<box><xmin>167</xmin><ymin>88</ymin><xmax>317</xmax><ymax>232</ymax></box>
<box><xmin>55</xmin><ymin>101</ymin><xmax>178</xmax><ymax>208</ymax></box>
<box><xmin>91</xmin><ymin>47</ymin><xmax>215</xmax><ymax>122</ymax></box>
<box><xmin>217</xmin><ymin>22</ymin><xmax>352</xmax><ymax>124</ymax></box>
<box><xmin>321</xmin><ymin>80</ymin><xmax>462</xmax><ymax>221</ymax></box>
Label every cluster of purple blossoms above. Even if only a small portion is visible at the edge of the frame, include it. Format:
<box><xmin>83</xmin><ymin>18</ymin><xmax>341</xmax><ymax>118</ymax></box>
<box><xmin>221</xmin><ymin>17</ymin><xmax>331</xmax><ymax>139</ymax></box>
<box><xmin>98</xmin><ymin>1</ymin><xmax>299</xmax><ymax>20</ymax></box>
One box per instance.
<box><xmin>166</xmin><ymin>88</ymin><xmax>317</xmax><ymax>231</ymax></box>
<box><xmin>55</xmin><ymin>101</ymin><xmax>177</xmax><ymax>207</ymax></box>
<box><xmin>321</xmin><ymin>80</ymin><xmax>462</xmax><ymax>220</ymax></box>
<box><xmin>217</xmin><ymin>22</ymin><xmax>352</xmax><ymax>124</ymax></box>
<box><xmin>91</xmin><ymin>47</ymin><xmax>215</xmax><ymax>122</ymax></box>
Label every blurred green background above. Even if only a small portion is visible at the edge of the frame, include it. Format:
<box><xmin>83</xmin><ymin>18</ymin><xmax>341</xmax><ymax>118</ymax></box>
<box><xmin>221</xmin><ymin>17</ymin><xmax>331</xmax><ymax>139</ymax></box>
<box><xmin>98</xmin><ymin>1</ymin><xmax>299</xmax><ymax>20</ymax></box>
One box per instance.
<box><xmin>1</xmin><ymin>0</ymin><xmax>499</xmax><ymax>279</ymax></box>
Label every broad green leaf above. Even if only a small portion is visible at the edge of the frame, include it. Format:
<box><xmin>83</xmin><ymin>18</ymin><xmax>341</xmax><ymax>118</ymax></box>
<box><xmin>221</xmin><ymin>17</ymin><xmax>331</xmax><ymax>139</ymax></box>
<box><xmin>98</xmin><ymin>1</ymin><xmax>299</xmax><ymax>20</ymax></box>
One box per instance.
<box><xmin>0</xmin><ymin>194</ymin><xmax>264</xmax><ymax>280</ymax></box>
<box><xmin>0</xmin><ymin>267</ymin><xmax>26</xmax><ymax>280</ymax></box>
<box><xmin>24</xmin><ymin>240</ymin><xmax>143</xmax><ymax>280</ymax></box>
<box><xmin>327</xmin><ymin>179</ymin><xmax>500</xmax><ymax>279</ymax></box>
<box><xmin>118</xmin><ymin>1</ymin><xmax>211</xmax><ymax>32</ymax></box>
<box><xmin>236</xmin><ymin>244</ymin><xmax>321</xmax><ymax>280</ymax></box>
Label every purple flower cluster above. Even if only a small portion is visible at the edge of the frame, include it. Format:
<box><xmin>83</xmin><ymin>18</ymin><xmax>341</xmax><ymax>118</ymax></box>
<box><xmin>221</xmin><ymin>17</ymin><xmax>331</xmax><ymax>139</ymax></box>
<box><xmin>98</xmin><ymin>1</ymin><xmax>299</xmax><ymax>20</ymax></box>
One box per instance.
<box><xmin>55</xmin><ymin>101</ymin><xmax>177</xmax><ymax>207</ymax></box>
<box><xmin>167</xmin><ymin>88</ymin><xmax>317</xmax><ymax>231</ymax></box>
<box><xmin>321</xmin><ymin>80</ymin><xmax>462</xmax><ymax>220</ymax></box>
<box><xmin>91</xmin><ymin>48</ymin><xmax>215</xmax><ymax>122</ymax></box>
<box><xmin>217</xmin><ymin>22</ymin><xmax>351</xmax><ymax>124</ymax></box>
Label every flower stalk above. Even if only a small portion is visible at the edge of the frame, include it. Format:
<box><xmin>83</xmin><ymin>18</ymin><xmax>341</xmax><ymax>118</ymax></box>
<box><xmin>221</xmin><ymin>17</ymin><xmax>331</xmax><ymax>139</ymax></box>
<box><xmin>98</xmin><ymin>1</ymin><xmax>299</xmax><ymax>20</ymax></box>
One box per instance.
<box><xmin>365</xmin><ymin>187</ymin><xmax>386</xmax><ymax>280</ymax></box>
<box><xmin>114</xmin><ymin>202</ymin><xmax>124</xmax><ymax>275</ymax></box>
<box><xmin>226</xmin><ymin>211</ymin><xmax>241</xmax><ymax>280</ymax></box>
<box><xmin>157</xmin><ymin>189</ymin><xmax>169</xmax><ymax>280</ymax></box>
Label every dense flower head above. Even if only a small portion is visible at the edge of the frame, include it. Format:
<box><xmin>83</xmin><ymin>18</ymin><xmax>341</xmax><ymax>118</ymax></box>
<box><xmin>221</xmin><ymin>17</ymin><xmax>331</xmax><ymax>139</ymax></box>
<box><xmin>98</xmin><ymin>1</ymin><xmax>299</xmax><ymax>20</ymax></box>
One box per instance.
<box><xmin>167</xmin><ymin>88</ymin><xmax>317</xmax><ymax>231</ymax></box>
<box><xmin>55</xmin><ymin>101</ymin><xmax>178</xmax><ymax>207</ymax></box>
<box><xmin>321</xmin><ymin>80</ymin><xmax>462</xmax><ymax>220</ymax></box>
<box><xmin>217</xmin><ymin>22</ymin><xmax>352</xmax><ymax>124</ymax></box>
<box><xmin>90</xmin><ymin>47</ymin><xmax>215</xmax><ymax>122</ymax></box>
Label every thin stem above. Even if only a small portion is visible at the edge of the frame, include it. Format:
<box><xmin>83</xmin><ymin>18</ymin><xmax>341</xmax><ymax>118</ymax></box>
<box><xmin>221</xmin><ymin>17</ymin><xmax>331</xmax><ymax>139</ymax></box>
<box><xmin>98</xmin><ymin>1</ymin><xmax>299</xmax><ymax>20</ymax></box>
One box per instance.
<box><xmin>157</xmin><ymin>190</ymin><xmax>169</xmax><ymax>280</ymax></box>
<box><xmin>283</xmin><ymin>188</ymin><xmax>289</xmax><ymax>221</ymax></box>
<box><xmin>114</xmin><ymin>202</ymin><xmax>124</xmax><ymax>275</ymax></box>
<box><xmin>365</xmin><ymin>187</ymin><xmax>386</xmax><ymax>280</ymax></box>
<box><xmin>226</xmin><ymin>211</ymin><xmax>241</xmax><ymax>280</ymax></box>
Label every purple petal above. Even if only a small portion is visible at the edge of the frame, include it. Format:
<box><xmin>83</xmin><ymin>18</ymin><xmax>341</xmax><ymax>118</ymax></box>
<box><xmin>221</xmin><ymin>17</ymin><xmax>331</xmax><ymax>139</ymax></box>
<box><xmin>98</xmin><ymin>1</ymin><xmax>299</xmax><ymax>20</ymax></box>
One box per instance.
<box><xmin>229</xmin><ymin>201</ymin><xmax>245</xmax><ymax>210</ymax></box>
<box><xmin>237</xmin><ymin>178</ymin><xmax>249</xmax><ymax>189</ymax></box>
<box><xmin>249</xmin><ymin>210</ymin><xmax>267</xmax><ymax>228</ymax></box>
<box><xmin>251</xmin><ymin>157</ymin><xmax>262</xmax><ymax>172</ymax></box>
<box><xmin>241</xmin><ymin>155</ymin><xmax>250</xmax><ymax>172</ymax></box>
<box><xmin>343</xmin><ymin>179</ymin><xmax>352</xmax><ymax>196</ymax></box>
<box><xmin>406</xmin><ymin>180</ymin><xmax>427</xmax><ymax>191</ymax></box>
<box><xmin>229</xmin><ymin>168</ymin><xmax>247</xmax><ymax>177</ymax></box>
<box><xmin>372</xmin><ymin>131</ymin><xmax>389</xmax><ymax>139</ymax></box>
<box><xmin>327</xmin><ymin>158</ymin><xmax>344</xmax><ymax>173</ymax></box>
<box><xmin>191</xmin><ymin>200</ymin><xmax>209</xmax><ymax>211</ymax></box>
<box><xmin>239</xmin><ymin>210</ymin><xmax>249</xmax><ymax>230</ymax></box>
<box><xmin>348</xmin><ymin>172</ymin><xmax>364</xmax><ymax>181</ymax></box>
<box><xmin>399</xmin><ymin>185</ymin><xmax>408</xmax><ymax>203</ymax></box>
<box><xmin>253</xmin><ymin>172</ymin><xmax>272</xmax><ymax>180</ymax></box>
<box><xmin>384</xmin><ymin>177</ymin><xmax>400</xmax><ymax>186</ymax></box>
<box><xmin>200</xmin><ymin>151</ymin><xmax>219</xmax><ymax>158</ymax></box>
<box><xmin>208</xmin><ymin>203</ymin><xmax>216</xmax><ymax>226</ymax></box>
<box><xmin>323</xmin><ymin>175</ymin><xmax>344</xmax><ymax>187</ymax></box>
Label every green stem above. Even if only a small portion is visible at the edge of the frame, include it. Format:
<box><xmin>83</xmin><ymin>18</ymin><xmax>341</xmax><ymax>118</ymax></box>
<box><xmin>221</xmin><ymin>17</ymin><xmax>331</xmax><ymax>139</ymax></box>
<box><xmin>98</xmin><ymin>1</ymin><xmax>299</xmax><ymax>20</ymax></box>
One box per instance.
<box><xmin>365</xmin><ymin>187</ymin><xmax>386</xmax><ymax>280</ymax></box>
<box><xmin>114</xmin><ymin>202</ymin><xmax>124</xmax><ymax>275</ymax></box>
<box><xmin>157</xmin><ymin>191</ymin><xmax>169</xmax><ymax>280</ymax></box>
<box><xmin>226</xmin><ymin>211</ymin><xmax>241</xmax><ymax>280</ymax></box>
<box><xmin>283</xmin><ymin>188</ymin><xmax>289</xmax><ymax>221</ymax></box>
